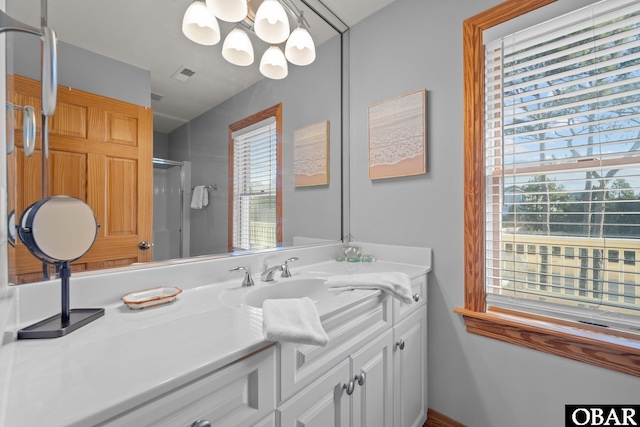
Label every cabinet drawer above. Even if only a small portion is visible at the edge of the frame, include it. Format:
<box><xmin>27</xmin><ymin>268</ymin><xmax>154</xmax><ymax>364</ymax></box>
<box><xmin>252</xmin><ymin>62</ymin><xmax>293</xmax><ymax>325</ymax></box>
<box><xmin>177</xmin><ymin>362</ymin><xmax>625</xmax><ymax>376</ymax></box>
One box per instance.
<box><xmin>279</xmin><ymin>293</ymin><xmax>392</xmax><ymax>402</ymax></box>
<box><xmin>393</xmin><ymin>275</ymin><xmax>427</xmax><ymax>324</ymax></box>
<box><xmin>101</xmin><ymin>346</ymin><xmax>276</xmax><ymax>427</ymax></box>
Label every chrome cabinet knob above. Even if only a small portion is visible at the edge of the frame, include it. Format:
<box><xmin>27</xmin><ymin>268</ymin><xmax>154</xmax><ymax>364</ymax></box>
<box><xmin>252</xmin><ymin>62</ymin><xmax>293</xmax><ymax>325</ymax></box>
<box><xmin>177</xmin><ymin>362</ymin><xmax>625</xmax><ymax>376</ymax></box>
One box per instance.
<box><xmin>396</xmin><ymin>339</ymin><xmax>405</xmax><ymax>350</ymax></box>
<box><xmin>191</xmin><ymin>420</ymin><xmax>211</xmax><ymax>427</ymax></box>
<box><xmin>413</xmin><ymin>293</ymin><xmax>420</xmax><ymax>302</ymax></box>
<box><xmin>355</xmin><ymin>373</ymin><xmax>366</xmax><ymax>386</ymax></box>
<box><xmin>343</xmin><ymin>381</ymin><xmax>355</xmax><ymax>395</ymax></box>
<box><xmin>139</xmin><ymin>241</ymin><xmax>151</xmax><ymax>250</ymax></box>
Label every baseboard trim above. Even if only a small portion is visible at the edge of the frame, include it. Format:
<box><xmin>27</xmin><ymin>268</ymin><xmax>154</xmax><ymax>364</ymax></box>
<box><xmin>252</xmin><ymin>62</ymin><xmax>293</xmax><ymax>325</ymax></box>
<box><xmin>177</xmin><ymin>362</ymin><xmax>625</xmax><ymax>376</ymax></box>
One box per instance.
<box><xmin>424</xmin><ymin>408</ymin><xmax>466</xmax><ymax>427</ymax></box>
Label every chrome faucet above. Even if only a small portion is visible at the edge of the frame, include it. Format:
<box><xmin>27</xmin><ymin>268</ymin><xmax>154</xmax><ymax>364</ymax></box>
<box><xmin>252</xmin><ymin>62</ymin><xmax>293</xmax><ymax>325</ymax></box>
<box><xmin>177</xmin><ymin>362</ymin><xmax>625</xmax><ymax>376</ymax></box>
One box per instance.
<box><xmin>229</xmin><ymin>266</ymin><xmax>254</xmax><ymax>287</ymax></box>
<box><xmin>281</xmin><ymin>257</ymin><xmax>298</xmax><ymax>278</ymax></box>
<box><xmin>261</xmin><ymin>263</ymin><xmax>282</xmax><ymax>282</ymax></box>
<box><xmin>261</xmin><ymin>257</ymin><xmax>299</xmax><ymax>281</ymax></box>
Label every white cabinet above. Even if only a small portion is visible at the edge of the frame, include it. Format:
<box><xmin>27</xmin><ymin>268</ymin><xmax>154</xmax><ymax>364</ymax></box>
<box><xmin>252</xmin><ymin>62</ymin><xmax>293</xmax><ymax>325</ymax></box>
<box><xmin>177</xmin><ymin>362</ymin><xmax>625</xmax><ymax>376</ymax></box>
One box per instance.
<box><xmin>393</xmin><ymin>308</ymin><xmax>428</xmax><ymax>427</ymax></box>
<box><xmin>278</xmin><ymin>329</ymin><xmax>394</xmax><ymax>427</ymax></box>
<box><xmin>100</xmin><ymin>346</ymin><xmax>276</xmax><ymax>427</ymax></box>
<box><xmin>278</xmin><ymin>274</ymin><xmax>428</xmax><ymax>427</ymax></box>
<box><xmin>279</xmin><ymin>292</ymin><xmax>392</xmax><ymax>402</ymax></box>
<box><xmin>351</xmin><ymin>328</ymin><xmax>394</xmax><ymax>427</ymax></box>
<box><xmin>278</xmin><ymin>358</ymin><xmax>351</xmax><ymax>427</ymax></box>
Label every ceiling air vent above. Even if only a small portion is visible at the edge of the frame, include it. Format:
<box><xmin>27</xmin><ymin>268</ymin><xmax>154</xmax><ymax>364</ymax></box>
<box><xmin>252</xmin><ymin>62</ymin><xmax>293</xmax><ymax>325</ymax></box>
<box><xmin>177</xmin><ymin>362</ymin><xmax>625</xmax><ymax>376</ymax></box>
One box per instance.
<box><xmin>151</xmin><ymin>93</ymin><xmax>164</xmax><ymax>101</ymax></box>
<box><xmin>170</xmin><ymin>66</ymin><xmax>196</xmax><ymax>82</ymax></box>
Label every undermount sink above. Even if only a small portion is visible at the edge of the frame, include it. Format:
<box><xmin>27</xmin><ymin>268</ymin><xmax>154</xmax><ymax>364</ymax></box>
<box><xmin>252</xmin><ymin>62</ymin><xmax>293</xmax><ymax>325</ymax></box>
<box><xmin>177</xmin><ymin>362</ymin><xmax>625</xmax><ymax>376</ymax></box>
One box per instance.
<box><xmin>243</xmin><ymin>278</ymin><xmax>331</xmax><ymax>308</ymax></box>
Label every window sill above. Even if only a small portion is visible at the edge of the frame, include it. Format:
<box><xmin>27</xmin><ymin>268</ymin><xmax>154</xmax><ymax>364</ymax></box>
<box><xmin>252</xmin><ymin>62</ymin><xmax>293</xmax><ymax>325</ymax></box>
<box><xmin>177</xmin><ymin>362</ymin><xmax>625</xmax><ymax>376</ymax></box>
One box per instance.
<box><xmin>454</xmin><ymin>307</ymin><xmax>640</xmax><ymax>377</ymax></box>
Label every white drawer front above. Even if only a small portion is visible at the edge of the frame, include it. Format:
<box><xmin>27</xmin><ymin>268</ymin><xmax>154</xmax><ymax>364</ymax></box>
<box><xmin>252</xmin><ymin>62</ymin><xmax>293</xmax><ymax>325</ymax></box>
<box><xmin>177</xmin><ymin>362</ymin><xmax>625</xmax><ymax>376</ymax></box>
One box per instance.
<box><xmin>101</xmin><ymin>346</ymin><xmax>276</xmax><ymax>427</ymax></box>
<box><xmin>279</xmin><ymin>293</ymin><xmax>392</xmax><ymax>403</ymax></box>
<box><xmin>393</xmin><ymin>275</ymin><xmax>427</xmax><ymax>324</ymax></box>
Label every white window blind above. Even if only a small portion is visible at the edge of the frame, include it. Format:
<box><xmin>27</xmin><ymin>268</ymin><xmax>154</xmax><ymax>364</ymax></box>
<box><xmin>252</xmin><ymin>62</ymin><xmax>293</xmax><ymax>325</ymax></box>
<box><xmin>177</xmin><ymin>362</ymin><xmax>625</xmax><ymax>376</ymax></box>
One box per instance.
<box><xmin>232</xmin><ymin>120</ymin><xmax>278</xmax><ymax>251</ymax></box>
<box><xmin>485</xmin><ymin>0</ymin><xmax>640</xmax><ymax>329</ymax></box>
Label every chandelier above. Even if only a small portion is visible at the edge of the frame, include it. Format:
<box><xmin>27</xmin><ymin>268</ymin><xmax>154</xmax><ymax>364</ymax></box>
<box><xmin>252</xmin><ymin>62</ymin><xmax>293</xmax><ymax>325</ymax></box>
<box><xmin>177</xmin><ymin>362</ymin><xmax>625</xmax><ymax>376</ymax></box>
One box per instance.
<box><xmin>182</xmin><ymin>0</ymin><xmax>316</xmax><ymax>80</ymax></box>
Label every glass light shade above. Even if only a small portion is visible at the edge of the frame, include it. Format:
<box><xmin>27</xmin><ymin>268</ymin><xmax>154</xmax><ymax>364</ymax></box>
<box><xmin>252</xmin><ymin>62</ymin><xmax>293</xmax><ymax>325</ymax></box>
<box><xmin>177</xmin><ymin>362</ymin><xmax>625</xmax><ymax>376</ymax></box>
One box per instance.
<box><xmin>182</xmin><ymin>1</ymin><xmax>221</xmax><ymax>45</ymax></box>
<box><xmin>254</xmin><ymin>0</ymin><xmax>290</xmax><ymax>44</ymax></box>
<box><xmin>285</xmin><ymin>27</ymin><xmax>315</xmax><ymax>66</ymax></box>
<box><xmin>206</xmin><ymin>0</ymin><xmax>248</xmax><ymax>23</ymax></box>
<box><xmin>260</xmin><ymin>45</ymin><xmax>288</xmax><ymax>79</ymax></box>
<box><xmin>222</xmin><ymin>28</ymin><xmax>254</xmax><ymax>66</ymax></box>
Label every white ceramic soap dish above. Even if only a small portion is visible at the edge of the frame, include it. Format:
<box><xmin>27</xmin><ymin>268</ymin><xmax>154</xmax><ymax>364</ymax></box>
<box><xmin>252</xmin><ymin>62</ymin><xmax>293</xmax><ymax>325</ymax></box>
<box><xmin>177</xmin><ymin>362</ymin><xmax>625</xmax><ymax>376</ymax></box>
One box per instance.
<box><xmin>121</xmin><ymin>286</ymin><xmax>182</xmax><ymax>310</ymax></box>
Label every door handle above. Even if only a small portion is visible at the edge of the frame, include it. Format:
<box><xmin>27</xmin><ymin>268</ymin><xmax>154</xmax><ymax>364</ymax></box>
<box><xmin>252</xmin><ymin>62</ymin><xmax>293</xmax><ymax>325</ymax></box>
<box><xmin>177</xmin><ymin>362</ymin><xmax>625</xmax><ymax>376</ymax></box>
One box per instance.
<box><xmin>139</xmin><ymin>241</ymin><xmax>151</xmax><ymax>250</ymax></box>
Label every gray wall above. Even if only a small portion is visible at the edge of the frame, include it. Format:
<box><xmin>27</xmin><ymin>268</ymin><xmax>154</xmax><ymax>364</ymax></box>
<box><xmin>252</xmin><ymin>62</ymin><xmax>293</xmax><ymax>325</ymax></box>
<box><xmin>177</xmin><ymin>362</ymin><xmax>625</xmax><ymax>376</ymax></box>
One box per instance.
<box><xmin>12</xmin><ymin>37</ymin><xmax>150</xmax><ymax>107</ymax></box>
<box><xmin>153</xmin><ymin>131</ymin><xmax>169</xmax><ymax>159</ymax></box>
<box><xmin>169</xmin><ymin>36</ymin><xmax>342</xmax><ymax>256</ymax></box>
<box><xmin>349</xmin><ymin>0</ymin><xmax>640</xmax><ymax>426</ymax></box>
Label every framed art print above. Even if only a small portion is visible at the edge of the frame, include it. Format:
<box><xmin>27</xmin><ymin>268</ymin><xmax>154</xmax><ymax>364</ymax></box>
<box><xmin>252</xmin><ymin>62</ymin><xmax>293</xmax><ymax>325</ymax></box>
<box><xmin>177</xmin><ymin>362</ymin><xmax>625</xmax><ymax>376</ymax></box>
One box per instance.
<box><xmin>293</xmin><ymin>120</ymin><xmax>329</xmax><ymax>187</ymax></box>
<box><xmin>368</xmin><ymin>89</ymin><xmax>426</xmax><ymax>179</ymax></box>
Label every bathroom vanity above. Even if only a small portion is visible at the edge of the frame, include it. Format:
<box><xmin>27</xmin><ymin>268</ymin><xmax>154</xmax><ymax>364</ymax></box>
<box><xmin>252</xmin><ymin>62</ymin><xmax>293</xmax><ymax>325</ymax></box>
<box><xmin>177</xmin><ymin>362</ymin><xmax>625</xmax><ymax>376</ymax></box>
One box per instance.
<box><xmin>0</xmin><ymin>242</ymin><xmax>430</xmax><ymax>427</ymax></box>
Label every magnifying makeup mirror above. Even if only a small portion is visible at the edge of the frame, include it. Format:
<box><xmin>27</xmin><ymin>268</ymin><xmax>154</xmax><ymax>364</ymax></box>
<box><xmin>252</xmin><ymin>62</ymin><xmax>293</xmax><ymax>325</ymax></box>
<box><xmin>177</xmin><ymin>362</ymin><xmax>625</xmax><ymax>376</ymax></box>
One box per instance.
<box><xmin>17</xmin><ymin>196</ymin><xmax>104</xmax><ymax>339</ymax></box>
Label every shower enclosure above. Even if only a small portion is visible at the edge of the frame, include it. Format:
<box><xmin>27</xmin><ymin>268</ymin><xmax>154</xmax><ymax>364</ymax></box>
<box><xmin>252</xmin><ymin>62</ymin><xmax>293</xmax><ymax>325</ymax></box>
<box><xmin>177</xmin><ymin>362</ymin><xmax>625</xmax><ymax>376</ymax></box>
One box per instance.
<box><xmin>152</xmin><ymin>158</ymin><xmax>191</xmax><ymax>261</ymax></box>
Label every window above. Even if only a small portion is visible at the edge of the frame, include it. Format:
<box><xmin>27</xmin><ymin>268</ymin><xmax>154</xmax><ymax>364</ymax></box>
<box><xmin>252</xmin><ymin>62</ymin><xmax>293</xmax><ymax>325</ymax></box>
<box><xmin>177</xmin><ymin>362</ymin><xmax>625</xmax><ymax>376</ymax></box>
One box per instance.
<box><xmin>228</xmin><ymin>104</ymin><xmax>282</xmax><ymax>251</ymax></box>
<box><xmin>458</xmin><ymin>0</ymin><xmax>640</xmax><ymax>377</ymax></box>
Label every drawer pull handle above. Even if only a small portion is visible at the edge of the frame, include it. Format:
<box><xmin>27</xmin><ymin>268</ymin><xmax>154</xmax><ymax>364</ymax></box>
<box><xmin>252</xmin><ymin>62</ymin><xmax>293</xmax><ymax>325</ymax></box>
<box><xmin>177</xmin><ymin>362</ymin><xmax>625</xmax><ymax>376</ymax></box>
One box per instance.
<box><xmin>396</xmin><ymin>339</ymin><xmax>405</xmax><ymax>350</ymax></box>
<box><xmin>344</xmin><ymin>381</ymin><xmax>355</xmax><ymax>395</ymax></box>
<box><xmin>413</xmin><ymin>294</ymin><xmax>420</xmax><ymax>302</ymax></box>
<box><xmin>355</xmin><ymin>373</ymin><xmax>366</xmax><ymax>386</ymax></box>
<box><xmin>191</xmin><ymin>420</ymin><xmax>211</xmax><ymax>427</ymax></box>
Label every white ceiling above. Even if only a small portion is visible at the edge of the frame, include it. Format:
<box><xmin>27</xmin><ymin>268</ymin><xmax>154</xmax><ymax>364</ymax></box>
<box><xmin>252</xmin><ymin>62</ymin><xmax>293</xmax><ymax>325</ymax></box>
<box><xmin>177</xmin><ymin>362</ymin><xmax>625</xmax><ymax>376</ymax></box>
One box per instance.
<box><xmin>11</xmin><ymin>0</ymin><xmax>394</xmax><ymax>133</ymax></box>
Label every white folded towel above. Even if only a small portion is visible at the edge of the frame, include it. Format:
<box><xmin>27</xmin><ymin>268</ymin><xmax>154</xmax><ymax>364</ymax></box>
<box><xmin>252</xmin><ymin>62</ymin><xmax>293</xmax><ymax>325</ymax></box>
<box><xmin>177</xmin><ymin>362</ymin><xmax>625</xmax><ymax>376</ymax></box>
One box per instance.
<box><xmin>325</xmin><ymin>272</ymin><xmax>413</xmax><ymax>304</ymax></box>
<box><xmin>190</xmin><ymin>185</ymin><xmax>209</xmax><ymax>209</ymax></box>
<box><xmin>262</xmin><ymin>297</ymin><xmax>329</xmax><ymax>347</ymax></box>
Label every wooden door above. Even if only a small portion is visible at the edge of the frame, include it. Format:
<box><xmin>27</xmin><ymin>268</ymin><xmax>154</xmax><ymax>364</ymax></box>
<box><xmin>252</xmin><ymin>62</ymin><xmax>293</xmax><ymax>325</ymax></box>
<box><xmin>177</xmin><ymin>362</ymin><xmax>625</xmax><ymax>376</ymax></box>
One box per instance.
<box><xmin>8</xmin><ymin>75</ymin><xmax>153</xmax><ymax>284</ymax></box>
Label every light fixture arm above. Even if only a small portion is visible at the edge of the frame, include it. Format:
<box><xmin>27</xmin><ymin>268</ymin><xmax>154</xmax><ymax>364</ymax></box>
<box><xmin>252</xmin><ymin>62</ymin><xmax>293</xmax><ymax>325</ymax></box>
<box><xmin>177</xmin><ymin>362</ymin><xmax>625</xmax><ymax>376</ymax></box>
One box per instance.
<box><xmin>278</xmin><ymin>0</ymin><xmax>310</xmax><ymax>29</ymax></box>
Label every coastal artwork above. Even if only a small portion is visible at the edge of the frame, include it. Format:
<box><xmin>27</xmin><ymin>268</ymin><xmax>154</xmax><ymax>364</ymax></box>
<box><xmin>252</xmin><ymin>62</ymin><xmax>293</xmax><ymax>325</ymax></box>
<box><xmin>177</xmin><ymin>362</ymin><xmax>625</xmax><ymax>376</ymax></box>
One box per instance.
<box><xmin>294</xmin><ymin>120</ymin><xmax>329</xmax><ymax>187</ymax></box>
<box><xmin>368</xmin><ymin>89</ymin><xmax>426</xmax><ymax>179</ymax></box>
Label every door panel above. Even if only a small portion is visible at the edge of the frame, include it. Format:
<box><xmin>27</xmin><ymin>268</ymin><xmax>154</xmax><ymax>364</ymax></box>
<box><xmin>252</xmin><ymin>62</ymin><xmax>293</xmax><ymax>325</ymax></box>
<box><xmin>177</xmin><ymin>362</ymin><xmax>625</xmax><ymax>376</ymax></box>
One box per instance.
<box><xmin>278</xmin><ymin>359</ymin><xmax>350</xmax><ymax>427</ymax></box>
<box><xmin>351</xmin><ymin>328</ymin><xmax>393</xmax><ymax>427</ymax></box>
<box><xmin>8</xmin><ymin>75</ymin><xmax>153</xmax><ymax>283</ymax></box>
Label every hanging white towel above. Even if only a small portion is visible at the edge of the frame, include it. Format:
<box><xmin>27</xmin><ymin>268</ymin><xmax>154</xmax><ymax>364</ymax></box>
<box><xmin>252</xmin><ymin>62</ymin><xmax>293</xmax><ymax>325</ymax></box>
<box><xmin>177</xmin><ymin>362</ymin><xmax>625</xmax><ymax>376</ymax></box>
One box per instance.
<box><xmin>325</xmin><ymin>272</ymin><xmax>414</xmax><ymax>304</ymax></box>
<box><xmin>262</xmin><ymin>297</ymin><xmax>329</xmax><ymax>346</ymax></box>
<box><xmin>190</xmin><ymin>185</ymin><xmax>209</xmax><ymax>209</ymax></box>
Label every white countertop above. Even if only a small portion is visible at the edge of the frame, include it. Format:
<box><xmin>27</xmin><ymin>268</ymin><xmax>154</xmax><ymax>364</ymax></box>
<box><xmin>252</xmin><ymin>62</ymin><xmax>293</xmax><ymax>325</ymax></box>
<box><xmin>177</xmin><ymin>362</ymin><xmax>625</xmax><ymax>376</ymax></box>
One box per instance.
<box><xmin>0</xmin><ymin>247</ymin><xmax>431</xmax><ymax>427</ymax></box>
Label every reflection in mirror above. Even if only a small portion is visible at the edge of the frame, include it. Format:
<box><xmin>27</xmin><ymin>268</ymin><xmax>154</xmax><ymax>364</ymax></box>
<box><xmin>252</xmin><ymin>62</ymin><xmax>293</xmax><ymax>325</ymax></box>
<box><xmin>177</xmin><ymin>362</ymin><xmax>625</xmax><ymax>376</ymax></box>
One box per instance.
<box><xmin>6</xmin><ymin>0</ymin><xmax>345</xmax><ymax>284</ymax></box>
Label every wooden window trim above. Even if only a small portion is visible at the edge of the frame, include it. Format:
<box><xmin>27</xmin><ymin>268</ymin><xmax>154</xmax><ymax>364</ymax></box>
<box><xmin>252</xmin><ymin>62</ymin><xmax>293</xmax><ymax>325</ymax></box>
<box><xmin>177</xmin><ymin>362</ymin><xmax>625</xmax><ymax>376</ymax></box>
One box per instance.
<box><xmin>459</xmin><ymin>0</ymin><xmax>640</xmax><ymax>377</ymax></box>
<box><xmin>228</xmin><ymin>104</ymin><xmax>283</xmax><ymax>251</ymax></box>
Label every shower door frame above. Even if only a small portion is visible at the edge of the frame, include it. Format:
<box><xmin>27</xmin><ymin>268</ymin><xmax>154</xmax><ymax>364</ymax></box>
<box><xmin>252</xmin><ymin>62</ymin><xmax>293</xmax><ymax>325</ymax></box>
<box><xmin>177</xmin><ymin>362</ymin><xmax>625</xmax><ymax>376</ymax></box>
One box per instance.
<box><xmin>152</xmin><ymin>157</ymin><xmax>190</xmax><ymax>260</ymax></box>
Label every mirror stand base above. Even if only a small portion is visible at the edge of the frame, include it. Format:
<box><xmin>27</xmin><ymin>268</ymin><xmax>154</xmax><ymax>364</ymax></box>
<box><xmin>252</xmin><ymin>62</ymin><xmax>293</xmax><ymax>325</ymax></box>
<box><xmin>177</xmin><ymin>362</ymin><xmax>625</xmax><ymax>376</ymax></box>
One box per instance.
<box><xmin>17</xmin><ymin>308</ymin><xmax>105</xmax><ymax>339</ymax></box>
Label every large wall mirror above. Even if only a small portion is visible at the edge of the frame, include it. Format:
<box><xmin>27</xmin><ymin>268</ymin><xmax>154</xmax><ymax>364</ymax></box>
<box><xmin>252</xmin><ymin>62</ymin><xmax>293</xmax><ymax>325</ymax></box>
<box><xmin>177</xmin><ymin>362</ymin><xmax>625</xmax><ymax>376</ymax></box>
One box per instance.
<box><xmin>5</xmin><ymin>0</ymin><xmax>347</xmax><ymax>284</ymax></box>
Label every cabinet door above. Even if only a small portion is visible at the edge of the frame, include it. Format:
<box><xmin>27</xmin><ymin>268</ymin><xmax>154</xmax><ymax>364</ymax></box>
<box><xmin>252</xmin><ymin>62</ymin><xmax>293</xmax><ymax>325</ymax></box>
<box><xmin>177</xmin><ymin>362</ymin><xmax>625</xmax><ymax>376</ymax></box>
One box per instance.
<box><xmin>351</xmin><ymin>328</ymin><xmax>394</xmax><ymax>427</ymax></box>
<box><xmin>393</xmin><ymin>308</ymin><xmax>427</xmax><ymax>427</ymax></box>
<box><xmin>278</xmin><ymin>358</ymin><xmax>350</xmax><ymax>427</ymax></box>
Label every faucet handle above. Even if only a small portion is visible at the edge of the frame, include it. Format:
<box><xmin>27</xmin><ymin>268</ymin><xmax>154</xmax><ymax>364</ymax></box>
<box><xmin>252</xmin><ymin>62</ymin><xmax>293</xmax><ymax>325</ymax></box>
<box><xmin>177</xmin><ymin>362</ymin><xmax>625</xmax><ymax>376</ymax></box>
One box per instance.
<box><xmin>281</xmin><ymin>257</ymin><xmax>299</xmax><ymax>278</ymax></box>
<box><xmin>229</xmin><ymin>266</ymin><xmax>255</xmax><ymax>287</ymax></box>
